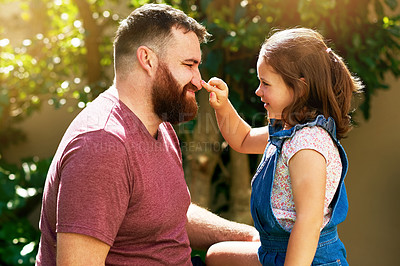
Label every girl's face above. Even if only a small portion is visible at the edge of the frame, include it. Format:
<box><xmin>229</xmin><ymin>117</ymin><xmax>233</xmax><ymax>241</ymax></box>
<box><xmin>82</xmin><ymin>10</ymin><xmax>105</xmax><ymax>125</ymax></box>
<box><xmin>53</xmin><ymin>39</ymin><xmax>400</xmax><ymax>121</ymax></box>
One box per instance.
<box><xmin>255</xmin><ymin>58</ymin><xmax>294</xmax><ymax>120</ymax></box>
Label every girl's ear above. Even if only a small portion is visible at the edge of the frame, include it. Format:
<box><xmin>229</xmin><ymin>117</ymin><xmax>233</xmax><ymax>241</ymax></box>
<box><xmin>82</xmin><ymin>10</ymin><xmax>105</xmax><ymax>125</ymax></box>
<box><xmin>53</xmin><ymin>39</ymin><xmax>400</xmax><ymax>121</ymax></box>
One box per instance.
<box><xmin>299</xmin><ymin>77</ymin><xmax>307</xmax><ymax>90</ymax></box>
<box><xmin>297</xmin><ymin>77</ymin><xmax>308</xmax><ymax>98</ymax></box>
<box><xmin>136</xmin><ymin>46</ymin><xmax>158</xmax><ymax>76</ymax></box>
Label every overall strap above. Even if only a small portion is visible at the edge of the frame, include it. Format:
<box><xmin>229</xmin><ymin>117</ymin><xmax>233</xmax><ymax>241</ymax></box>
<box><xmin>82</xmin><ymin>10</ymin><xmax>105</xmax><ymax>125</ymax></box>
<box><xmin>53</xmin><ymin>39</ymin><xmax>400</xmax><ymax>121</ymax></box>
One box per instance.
<box><xmin>269</xmin><ymin>115</ymin><xmax>338</xmax><ymax>150</ymax></box>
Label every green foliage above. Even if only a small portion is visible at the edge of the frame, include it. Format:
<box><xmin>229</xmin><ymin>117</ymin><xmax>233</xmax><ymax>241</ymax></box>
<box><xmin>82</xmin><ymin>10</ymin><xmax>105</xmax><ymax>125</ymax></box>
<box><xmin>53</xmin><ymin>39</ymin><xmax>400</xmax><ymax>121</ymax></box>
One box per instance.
<box><xmin>0</xmin><ymin>156</ymin><xmax>50</xmax><ymax>265</ymax></box>
<box><xmin>0</xmin><ymin>0</ymin><xmax>118</xmax><ymax>150</ymax></box>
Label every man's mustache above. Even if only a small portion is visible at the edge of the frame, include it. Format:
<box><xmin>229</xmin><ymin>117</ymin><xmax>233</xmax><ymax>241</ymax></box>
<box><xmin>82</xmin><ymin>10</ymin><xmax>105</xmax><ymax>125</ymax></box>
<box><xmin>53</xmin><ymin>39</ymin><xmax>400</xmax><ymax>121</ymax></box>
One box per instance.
<box><xmin>183</xmin><ymin>82</ymin><xmax>199</xmax><ymax>94</ymax></box>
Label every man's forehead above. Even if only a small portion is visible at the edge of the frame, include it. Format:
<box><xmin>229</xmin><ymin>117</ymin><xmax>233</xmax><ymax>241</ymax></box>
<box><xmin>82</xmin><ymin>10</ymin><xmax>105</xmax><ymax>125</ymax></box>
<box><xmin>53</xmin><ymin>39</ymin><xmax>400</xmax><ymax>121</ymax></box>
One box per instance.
<box><xmin>168</xmin><ymin>27</ymin><xmax>202</xmax><ymax>60</ymax></box>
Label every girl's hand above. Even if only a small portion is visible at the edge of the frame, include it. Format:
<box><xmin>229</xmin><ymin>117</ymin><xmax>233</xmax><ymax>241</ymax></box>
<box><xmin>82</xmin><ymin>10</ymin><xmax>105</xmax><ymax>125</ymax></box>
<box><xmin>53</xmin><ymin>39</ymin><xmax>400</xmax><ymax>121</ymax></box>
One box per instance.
<box><xmin>201</xmin><ymin>77</ymin><xmax>268</xmax><ymax>154</ymax></box>
<box><xmin>201</xmin><ymin>78</ymin><xmax>229</xmax><ymax>110</ymax></box>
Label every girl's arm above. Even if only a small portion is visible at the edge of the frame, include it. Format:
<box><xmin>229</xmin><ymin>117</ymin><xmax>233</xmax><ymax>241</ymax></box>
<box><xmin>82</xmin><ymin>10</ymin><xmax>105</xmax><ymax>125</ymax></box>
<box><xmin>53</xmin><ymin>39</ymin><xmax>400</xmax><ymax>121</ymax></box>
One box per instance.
<box><xmin>284</xmin><ymin>149</ymin><xmax>326</xmax><ymax>266</ymax></box>
<box><xmin>201</xmin><ymin>78</ymin><xmax>268</xmax><ymax>154</ymax></box>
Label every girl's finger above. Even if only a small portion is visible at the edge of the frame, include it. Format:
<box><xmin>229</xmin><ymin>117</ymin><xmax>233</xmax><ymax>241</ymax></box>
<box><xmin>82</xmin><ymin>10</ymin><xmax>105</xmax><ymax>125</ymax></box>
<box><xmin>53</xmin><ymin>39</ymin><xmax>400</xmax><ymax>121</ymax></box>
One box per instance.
<box><xmin>207</xmin><ymin>78</ymin><xmax>227</xmax><ymax>90</ymax></box>
<box><xmin>209</xmin><ymin>91</ymin><xmax>217</xmax><ymax>104</ymax></box>
<box><xmin>201</xmin><ymin>80</ymin><xmax>216</xmax><ymax>92</ymax></box>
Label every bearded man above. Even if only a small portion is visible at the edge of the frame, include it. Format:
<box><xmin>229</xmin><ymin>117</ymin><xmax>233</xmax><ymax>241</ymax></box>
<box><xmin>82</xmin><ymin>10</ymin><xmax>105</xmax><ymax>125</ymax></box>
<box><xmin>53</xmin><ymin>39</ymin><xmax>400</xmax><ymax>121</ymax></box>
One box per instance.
<box><xmin>36</xmin><ymin>4</ymin><xmax>258</xmax><ymax>265</ymax></box>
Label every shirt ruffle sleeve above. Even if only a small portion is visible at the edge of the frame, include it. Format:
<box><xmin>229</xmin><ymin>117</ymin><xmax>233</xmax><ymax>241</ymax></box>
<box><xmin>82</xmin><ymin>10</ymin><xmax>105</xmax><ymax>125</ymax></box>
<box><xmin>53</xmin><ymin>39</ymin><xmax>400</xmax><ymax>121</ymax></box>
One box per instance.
<box><xmin>283</xmin><ymin>126</ymin><xmax>332</xmax><ymax>166</ymax></box>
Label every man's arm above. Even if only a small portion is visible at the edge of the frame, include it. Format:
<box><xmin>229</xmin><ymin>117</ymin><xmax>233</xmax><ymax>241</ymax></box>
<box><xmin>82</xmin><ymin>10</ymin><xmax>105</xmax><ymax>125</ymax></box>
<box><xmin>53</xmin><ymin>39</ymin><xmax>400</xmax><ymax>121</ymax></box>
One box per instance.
<box><xmin>57</xmin><ymin>233</ymin><xmax>110</xmax><ymax>265</ymax></box>
<box><xmin>186</xmin><ymin>203</ymin><xmax>260</xmax><ymax>250</ymax></box>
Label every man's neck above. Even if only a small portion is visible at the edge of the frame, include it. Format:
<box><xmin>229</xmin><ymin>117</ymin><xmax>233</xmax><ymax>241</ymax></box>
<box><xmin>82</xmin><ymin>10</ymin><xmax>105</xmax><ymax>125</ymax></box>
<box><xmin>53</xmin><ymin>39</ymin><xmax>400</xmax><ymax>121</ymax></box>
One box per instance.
<box><xmin>113</xmin><ymin>81</ymin><xmax>162</xmax><ymax>138</ymax></box>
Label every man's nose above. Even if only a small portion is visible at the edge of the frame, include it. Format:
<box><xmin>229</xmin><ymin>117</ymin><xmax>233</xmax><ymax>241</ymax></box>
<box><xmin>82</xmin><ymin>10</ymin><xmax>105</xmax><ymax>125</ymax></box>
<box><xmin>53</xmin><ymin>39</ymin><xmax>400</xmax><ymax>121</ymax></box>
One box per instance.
<box><xmin>191</xmin><ymin>68</ymin><xmax>202</xmax><ymax>90</ymax></box>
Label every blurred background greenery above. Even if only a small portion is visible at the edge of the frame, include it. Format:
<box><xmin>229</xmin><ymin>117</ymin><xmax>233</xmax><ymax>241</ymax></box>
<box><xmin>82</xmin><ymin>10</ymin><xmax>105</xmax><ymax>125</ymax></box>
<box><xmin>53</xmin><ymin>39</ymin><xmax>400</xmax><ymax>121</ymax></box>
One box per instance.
<box><xmin>0</xmin><ymin>0</ymin><xmax>399</xmax><ymax>265</ymax></box>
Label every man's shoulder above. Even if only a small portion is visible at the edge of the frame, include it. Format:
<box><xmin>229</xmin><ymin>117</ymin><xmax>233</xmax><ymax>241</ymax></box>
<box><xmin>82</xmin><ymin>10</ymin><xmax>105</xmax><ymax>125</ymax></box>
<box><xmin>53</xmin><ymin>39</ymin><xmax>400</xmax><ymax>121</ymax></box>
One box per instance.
<box><xmin>53</xmin><ymin>90</ymin><xmax>130</xmax><ymax>158</ymax></box>
<box><xmin>68</xmin><ymin>89</ymin><xmax>139</xmax><ymax>140</ymax></box>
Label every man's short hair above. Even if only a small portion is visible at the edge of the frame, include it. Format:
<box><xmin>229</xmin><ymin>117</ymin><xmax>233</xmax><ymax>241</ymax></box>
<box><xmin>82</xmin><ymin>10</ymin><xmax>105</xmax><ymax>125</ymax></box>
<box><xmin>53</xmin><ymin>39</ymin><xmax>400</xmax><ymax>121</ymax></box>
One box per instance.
<box><xmin>114</xmin><ymin>4</ymin><xmax>210</xmax><ymax>77</ymax></box>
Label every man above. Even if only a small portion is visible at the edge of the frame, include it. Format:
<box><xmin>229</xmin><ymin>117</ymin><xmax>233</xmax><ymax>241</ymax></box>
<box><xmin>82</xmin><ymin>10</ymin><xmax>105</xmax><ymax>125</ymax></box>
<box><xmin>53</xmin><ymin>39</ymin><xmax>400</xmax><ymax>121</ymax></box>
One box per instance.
<box><xmin>36</xmin><ymin>4</ymin><xmax>258</xmax><ymax>265</ymax></box>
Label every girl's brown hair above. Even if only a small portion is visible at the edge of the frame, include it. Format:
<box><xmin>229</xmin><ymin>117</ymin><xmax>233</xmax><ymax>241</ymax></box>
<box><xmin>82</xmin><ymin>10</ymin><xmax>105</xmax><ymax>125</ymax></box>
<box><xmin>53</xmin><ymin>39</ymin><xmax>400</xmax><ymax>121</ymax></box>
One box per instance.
<box><xmin>260</xmin><ymin>28</ymin><xmax>363</xmax><ymax>139</ymax></box>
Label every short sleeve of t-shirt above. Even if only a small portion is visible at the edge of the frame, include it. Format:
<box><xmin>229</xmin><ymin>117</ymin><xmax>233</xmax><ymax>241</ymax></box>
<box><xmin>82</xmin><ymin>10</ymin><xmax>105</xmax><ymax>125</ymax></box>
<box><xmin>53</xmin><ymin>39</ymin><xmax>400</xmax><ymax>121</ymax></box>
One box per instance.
<box><xmin>283</xmin><ymin>126</ymin><xmax>332</xmax><ymax>165</ymax></box>
<box><xmin>56</xmin><ymin>130</ymin><xmax>131</xmax><ymax>246</ymax></box>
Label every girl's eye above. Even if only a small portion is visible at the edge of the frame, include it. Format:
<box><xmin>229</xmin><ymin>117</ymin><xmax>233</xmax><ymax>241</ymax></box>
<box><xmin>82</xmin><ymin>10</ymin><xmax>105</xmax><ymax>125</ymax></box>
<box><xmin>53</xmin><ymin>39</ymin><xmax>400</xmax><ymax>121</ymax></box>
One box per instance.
<box><xmin>261</xmin><ymin>81</ymin><xmax>270</xmax><ymax>86</ymax></box>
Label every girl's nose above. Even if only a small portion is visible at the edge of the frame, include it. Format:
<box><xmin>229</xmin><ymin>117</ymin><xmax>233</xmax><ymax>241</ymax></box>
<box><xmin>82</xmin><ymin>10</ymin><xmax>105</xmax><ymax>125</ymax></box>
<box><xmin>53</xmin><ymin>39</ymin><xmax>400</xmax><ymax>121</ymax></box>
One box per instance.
<box><xmin>255</xmin><ymin>86</ymin><xmax>262</xmax><ymax>97</ymax></box>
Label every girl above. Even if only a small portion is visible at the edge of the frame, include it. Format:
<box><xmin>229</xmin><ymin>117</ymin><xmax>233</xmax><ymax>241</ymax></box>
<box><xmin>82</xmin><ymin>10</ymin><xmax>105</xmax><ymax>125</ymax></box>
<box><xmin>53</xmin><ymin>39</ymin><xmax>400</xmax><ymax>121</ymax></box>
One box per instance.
<box><xmin>201</xmin><ymin>28</ymin><xmax>362</xmax><ymax>266</ymax></box>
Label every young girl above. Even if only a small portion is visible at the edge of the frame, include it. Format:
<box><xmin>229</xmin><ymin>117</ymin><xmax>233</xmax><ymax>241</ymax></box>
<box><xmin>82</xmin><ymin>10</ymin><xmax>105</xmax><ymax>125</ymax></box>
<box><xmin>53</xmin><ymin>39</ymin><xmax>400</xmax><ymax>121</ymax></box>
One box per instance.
<box><xmin>201</xmin><ymin>28</ymin><xmax>362</xmax><ymax>266</ymax></box>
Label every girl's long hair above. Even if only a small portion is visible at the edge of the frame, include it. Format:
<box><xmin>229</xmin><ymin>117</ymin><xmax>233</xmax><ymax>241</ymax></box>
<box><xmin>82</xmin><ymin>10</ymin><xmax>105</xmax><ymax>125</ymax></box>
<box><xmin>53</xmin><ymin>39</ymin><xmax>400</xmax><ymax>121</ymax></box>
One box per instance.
<box><xmin>261</xmin><ymin>28</ymin><xmax>363</xmax><ymax>139</ymax></box>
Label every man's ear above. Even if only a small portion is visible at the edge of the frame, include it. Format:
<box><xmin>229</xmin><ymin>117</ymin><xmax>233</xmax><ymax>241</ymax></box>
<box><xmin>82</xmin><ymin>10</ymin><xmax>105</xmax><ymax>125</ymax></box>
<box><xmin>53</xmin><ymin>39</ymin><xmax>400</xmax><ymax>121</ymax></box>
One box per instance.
<box><xmin>136</xmin><ymin>46</ymin><xmax>157</xmax><ymax>76</ymax></box>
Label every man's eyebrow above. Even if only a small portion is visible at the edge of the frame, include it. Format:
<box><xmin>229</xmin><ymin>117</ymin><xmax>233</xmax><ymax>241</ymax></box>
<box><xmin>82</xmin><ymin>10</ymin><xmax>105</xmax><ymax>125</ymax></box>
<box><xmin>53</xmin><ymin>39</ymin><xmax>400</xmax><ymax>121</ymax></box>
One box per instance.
<box><xmin>183</xmin><ymin>58</ymin><xmax>201</xmax><ymax>64</ymax></box>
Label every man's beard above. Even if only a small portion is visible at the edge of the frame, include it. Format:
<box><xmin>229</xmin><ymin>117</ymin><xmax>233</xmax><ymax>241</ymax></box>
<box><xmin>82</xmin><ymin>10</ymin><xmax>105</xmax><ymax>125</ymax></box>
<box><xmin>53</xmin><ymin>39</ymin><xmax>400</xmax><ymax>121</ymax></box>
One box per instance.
<box><xmin>151</xmin><ymin>62</ymin><xmax>199</xmax><ymax>124</ymax></box>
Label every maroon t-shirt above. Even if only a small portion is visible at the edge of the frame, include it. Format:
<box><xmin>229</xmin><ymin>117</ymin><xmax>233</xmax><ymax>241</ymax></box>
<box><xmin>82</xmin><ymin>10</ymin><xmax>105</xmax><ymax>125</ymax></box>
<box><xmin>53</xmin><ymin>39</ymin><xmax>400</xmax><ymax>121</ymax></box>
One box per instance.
<box><xmin>36</xmin><ymin>87</ymin><xmax>192</xmax><ymax>265</ymax></box>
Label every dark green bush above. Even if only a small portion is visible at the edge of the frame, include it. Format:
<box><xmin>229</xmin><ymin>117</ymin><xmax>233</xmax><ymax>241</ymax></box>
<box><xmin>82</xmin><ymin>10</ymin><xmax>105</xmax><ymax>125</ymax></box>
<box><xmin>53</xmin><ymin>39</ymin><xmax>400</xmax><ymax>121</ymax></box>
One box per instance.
<box><xmin>0</xmin><ymin>157</ymin><xmax>50</xmax><ymax>265</ymax></box>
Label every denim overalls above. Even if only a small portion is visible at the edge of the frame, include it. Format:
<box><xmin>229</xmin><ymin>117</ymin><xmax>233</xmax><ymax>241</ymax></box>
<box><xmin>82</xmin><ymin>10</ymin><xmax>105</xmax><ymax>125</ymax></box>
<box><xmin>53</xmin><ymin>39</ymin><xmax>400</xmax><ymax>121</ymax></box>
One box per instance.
<box><xmin>251</xmin><ymin>115</ymin><xmax>349</xmax><ymax>266</ymax></box>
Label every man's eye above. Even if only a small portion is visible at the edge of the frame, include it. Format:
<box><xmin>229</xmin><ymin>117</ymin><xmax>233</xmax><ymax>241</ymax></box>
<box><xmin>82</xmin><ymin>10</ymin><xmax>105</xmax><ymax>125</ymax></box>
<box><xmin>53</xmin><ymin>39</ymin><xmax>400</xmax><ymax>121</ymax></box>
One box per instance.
<box><xmin>184</xmin><ymin>63</ymin><xmax>193</xmax><ymax>67</ymax></box>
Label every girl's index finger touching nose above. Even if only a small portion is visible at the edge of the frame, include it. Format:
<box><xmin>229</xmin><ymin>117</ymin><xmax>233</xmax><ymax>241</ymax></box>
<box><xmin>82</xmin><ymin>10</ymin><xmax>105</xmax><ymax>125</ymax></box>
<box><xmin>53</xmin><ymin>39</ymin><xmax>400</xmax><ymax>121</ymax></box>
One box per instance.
<box><xmin>201</xmin><ymin>80</ymin><xmax>217</xmax><ymax>92</ymax></box>
<box><xmin>207</xmin><ymin>78</ymin><xmax>228</xmax><ymax>91</ymax></box>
